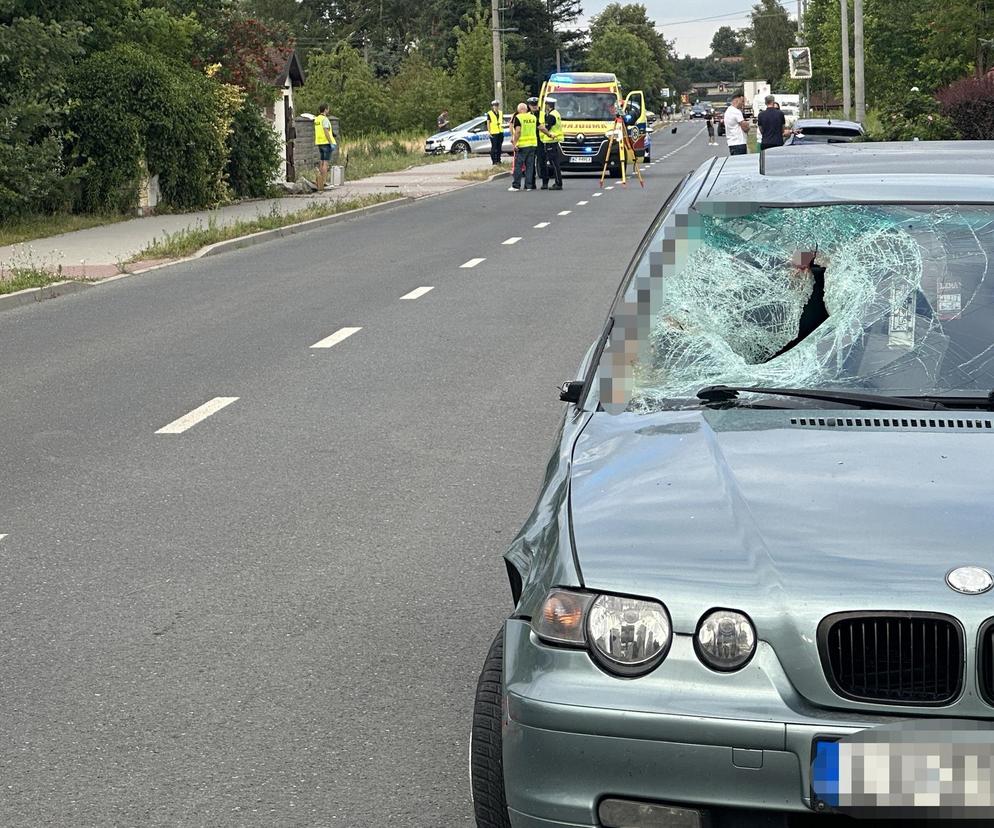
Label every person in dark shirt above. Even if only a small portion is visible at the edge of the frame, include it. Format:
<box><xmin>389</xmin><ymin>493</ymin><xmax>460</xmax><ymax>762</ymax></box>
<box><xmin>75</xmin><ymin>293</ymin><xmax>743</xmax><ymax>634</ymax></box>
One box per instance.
<box><xmin>757</xmin><ymin>95</ymin><xmax>788</xmax><ymax>150</ymax></box>
<box><xmin>705</xmin><ymin>110</ymin><xmax>716</xmax><ymax>145</ymax></box>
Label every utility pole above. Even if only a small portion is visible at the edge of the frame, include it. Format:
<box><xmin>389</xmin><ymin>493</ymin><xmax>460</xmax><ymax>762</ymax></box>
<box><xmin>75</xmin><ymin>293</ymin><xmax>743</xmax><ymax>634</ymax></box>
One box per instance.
<box><xmin>840</xmin><ymin>0</ymin><xmax>851</xmax><ymax>119</ymax></box>
<box><xmin>854</xmin><ymin>0</ymin><xmax>866</xmax><ymax>122</ymax></box>
<box><xmin>491</xmin><ymin>0</ymin><xmax>504</xmax><ymax>109</ymax></box>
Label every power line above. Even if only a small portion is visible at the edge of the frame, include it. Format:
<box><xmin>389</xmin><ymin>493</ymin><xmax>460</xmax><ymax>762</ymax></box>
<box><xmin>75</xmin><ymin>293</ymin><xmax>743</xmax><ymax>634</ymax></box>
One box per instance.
<box><xmin>657</xmin><ymin>0</ymin><xmax>796</xmax><ymax>28</ymax></box>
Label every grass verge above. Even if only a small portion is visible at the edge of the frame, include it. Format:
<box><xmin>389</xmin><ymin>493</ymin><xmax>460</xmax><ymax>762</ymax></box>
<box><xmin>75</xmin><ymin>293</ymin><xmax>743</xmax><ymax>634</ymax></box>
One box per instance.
<box><xmin>458</xmin><ymin>164</ymin><xmax>510</xmax><ymax>182</ymax></box>
<box><xmin>130</xmin><ymin>194</ymin><xmax>403</xmax><ymax>261</ymax></box>
<box><xmin>0</xmin><ymin>266</ymin><xmax>76</xmax><ymax>296</ymax></box>
<box><xmin>0</xmin><ymin>212</ymin><xmax>126</xmax><ymax>247</ymax></box>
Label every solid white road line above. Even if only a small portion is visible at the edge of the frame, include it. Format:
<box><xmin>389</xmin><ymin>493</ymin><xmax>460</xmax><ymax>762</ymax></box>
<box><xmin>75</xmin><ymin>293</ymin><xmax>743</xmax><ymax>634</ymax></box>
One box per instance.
<box><xmin>576</xmin><ymin>200</ymin><xmax>589</xmax><ymax>206</ymax></box>
<box><xmin>460</xmin><ymin>258</ymin><xmax>486</xmax><ymax>268</ymax></box>
<box><xmin>502</xmin><ymin>237</ymin><xmax>522</xmax><ymax>245</ymax></box>
<box><xmin>156</xmin><ymin>397</ymin><xmax>239</xmax><ymax>435</ymax></box>
<box><xmin>558</xmin><ymin>210</ymin><xmax>571</xmax><ymax>216</ymax></box>
<box><xmin>534</xmin><ymin>222</ymin><xmax>550</xmax><ymax>228</ymax></box>
<box><xmin>659</xmin><ymin>131</ymin><xmax>704</xmax><ymax>160</ymax></box>
<box><xmin>400</xmin><ymin>286</ymin><xmax>434</xmax><ymax>300</ymax></box>
<box><xmin>310</xmin><ymin>326</ymin><xmax>362</xmax><ymax>349</ymax></box>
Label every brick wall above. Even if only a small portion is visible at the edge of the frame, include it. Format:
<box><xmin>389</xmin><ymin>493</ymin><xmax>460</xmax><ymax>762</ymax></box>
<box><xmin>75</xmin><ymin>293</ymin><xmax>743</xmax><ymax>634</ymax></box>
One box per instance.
<box><xmin>294</xmin><ymin>115</ymin><xmax>341</xmax><ymax>173</ymax></box>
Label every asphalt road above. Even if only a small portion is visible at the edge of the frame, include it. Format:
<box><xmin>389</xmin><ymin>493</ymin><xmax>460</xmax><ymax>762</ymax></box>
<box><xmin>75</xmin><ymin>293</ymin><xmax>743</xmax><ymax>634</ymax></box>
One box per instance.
<box><xmin>0</xmin><ymin>124</ymin><xmax>721</xmax><ymax>826</ymax></box>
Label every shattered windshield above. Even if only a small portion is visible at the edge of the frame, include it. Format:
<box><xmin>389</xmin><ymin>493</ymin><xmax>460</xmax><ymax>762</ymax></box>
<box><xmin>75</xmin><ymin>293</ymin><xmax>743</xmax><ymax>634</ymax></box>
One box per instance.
<box><xmin>600</xmin><ymin>205</ymin><xmax>994</xmax><ymax>414</ymax></box>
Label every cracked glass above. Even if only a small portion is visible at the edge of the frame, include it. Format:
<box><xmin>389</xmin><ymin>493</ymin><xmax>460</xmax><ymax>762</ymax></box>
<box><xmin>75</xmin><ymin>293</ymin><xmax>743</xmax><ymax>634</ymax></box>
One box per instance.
<box><xmin>604</xmin><ymin>205</ymin><xmax>994</xmax><ymax>414</ymax></box>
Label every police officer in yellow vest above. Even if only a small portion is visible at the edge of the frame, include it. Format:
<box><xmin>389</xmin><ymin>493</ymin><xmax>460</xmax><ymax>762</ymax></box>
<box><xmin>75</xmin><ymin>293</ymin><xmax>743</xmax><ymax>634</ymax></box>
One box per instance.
<box><xmin>510</xmin><ymin>100</ymin><xmax>538</xmax><ymax>192</ymax></box>
<box><xmin>485</xmin><ymin>99</ymin><xmax>503</xmax><ymax>166</ymax></box>
<box><xmin>314</xmin><ymin>103</ymin><xmax>337</xmax><ymax>190</ymax></box>
<box><xmin>538</xmin><ymin>96</ymin><xmax>565</xmax><ymax>190</ymax></box>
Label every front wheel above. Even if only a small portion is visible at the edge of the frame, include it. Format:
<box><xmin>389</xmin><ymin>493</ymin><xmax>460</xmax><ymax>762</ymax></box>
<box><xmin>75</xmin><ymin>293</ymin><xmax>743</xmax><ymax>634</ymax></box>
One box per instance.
<box><xmin>471</xmin><ymin>627</ymin><xmax>512</xmax><ymax>828</ymax></box>
<box><xmin>451</xmin><ymin>141</ymin><xmax>470</xmax><ymax>154</ymax></box>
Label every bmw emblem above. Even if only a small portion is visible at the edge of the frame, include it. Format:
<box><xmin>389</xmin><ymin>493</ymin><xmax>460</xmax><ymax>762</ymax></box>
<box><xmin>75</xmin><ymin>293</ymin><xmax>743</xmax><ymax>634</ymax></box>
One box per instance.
<box><xmin>946</xmin><ymin>566</ymin><xmax>994</xmax><ymax>595</ymax></box>
<box><xmin>575</xmin><ymin>133</ymin><xmax>585</xmax><ymax>144</ymax></box>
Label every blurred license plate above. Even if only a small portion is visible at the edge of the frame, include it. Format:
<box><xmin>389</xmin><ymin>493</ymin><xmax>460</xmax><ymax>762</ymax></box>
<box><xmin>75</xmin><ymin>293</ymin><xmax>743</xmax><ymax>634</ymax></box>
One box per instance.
<box><xmin>813</xmin><ymin>734</ymin><xmax>994</xmax><ymax>816</ymax></box>
<box><xmin>570</xmin><ymin>157</ymin><xmax>593</xmax><ymax>164</ymax></box>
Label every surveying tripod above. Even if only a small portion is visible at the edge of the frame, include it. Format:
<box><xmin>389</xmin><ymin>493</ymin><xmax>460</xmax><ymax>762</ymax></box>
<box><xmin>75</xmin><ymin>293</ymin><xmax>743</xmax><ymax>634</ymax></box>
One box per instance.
<box><xmin>599</xmin><ymin>110</ymin><xmax>644</xmax><ymax>189</ymax></box>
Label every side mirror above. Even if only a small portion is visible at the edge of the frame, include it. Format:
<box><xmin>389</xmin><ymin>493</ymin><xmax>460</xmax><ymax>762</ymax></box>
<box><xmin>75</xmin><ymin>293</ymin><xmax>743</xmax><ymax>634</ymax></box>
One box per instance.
<box><xmin>559</xmin><ymin>381</ymin><xmax>584</xmax><ymax>404</ymax></box>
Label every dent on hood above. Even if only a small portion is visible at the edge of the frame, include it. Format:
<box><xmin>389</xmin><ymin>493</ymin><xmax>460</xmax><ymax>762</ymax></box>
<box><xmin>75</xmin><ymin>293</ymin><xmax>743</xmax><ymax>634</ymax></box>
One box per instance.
<box><xmin>599</xmin><ymin>203</ymin><xmax>994</xmax><ymax>413</ymax></box>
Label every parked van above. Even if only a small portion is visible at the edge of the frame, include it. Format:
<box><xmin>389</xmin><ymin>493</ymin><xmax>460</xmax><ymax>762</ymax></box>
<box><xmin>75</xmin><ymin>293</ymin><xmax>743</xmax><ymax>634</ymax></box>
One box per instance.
<box><xmin>537</xmin><ymin>72</ymin><xmax>647</xmax><ymax>176</ymax></box>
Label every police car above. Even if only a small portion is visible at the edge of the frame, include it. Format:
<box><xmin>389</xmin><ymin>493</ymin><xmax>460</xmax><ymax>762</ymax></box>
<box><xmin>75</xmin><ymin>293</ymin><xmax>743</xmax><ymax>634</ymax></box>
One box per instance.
<box><xmin>423</xmin><ymin>116</ymin><xmax>513</xmax><ymax>156</ymax></box>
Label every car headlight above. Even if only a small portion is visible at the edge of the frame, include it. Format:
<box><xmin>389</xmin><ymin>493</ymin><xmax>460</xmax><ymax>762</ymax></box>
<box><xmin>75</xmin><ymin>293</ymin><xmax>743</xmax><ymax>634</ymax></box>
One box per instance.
<box><xmin>695</xmin><ymin>609</ymin><xmax>756</xmax><ymax>672</ymax></box>
<box><xmin>587</xmin><ymin>594</ymin><xmax>672</xmax><ymax>676</ymax></box>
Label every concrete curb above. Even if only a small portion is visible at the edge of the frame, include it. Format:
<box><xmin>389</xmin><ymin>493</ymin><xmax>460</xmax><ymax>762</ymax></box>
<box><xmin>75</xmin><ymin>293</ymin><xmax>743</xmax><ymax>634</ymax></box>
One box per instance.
<box><xmin>0</xmin><ymin>196</ymin><xmax>415</xmax><ymax>313</ymax></box>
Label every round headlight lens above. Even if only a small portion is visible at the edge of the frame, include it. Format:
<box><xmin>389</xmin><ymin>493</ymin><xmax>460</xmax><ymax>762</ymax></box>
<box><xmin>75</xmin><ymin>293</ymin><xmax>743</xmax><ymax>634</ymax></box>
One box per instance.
<box><xmin>587</xmin><ymin>595</ymin><xmax>671</xmax><ymax>676</ymax></box>
<box><xmin>695</xmin><ymin>609</ymin><xmax>756</xmax><ymax>671</ymax></box>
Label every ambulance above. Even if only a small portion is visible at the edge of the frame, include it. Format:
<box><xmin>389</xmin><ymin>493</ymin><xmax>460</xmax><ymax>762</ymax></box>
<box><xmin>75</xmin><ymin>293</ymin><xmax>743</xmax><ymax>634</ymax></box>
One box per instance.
<box><xmin>538</xmin><ymin>72</ymin><xmax>648</xmax><ymax>176</ymax></box>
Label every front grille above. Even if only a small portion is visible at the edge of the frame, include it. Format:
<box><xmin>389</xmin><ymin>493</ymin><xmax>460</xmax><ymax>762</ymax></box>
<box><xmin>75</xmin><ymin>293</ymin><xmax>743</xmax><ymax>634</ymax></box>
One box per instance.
<box><xmin>979</xmin><ymin>619</ymin><xmax>994</xmax><ymax>705</ymax></box>
<box><xmin>818</xmin><ymin>612</ymin><xmax>963</xmax><ymax>705</ymax></box>
<box><xmin>561</xmin><ymin>137</ymin><xmax>606</xmax><ymax>157</ymax></box>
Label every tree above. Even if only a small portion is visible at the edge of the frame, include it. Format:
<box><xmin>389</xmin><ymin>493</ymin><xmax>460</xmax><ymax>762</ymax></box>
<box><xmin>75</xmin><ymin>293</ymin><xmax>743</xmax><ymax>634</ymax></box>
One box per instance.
<box><xmin>386</xmin><ymin>51</ymin><xmax>453</xmax><ymax>131</ymax></box>
<box><xmin>588</xmin><ymin>3</ymin><xmax>674</xmax><ymax>108</ymax></box>
<box><xmin>449</xmin><ymin>13</ymin><xmax>527</xmax><ymax>121</ymax></box>
<box><xmin>295</xmin><ymin>43</ymin><xmax>389</xmax><ymax>136</ymax></box>
<box><xmin>744</xmin><ymin>0</ymin><xmax>796</xmax><ymax>85</ymax></box>
<box><xmin>587</xmin><ymin>24</ymin><xmax>659</xmax><ymax>99</ymax></box>
<box><xmin>710</xmin><ymin>26</ymin><xmax>744</xmax><ymax>58</ymax></box>
<box><xmin>0</xmin><ymin>13</ymin><xmax>85</xmax><ymax>218</ymax></box>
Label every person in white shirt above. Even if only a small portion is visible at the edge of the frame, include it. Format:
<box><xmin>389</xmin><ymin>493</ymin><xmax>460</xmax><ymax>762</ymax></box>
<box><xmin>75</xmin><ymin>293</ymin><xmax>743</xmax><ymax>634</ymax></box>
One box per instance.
<box><xmin>724</xmin><ymin>95</ymin><xmax>750</xmax><ymax>156</ymax></box>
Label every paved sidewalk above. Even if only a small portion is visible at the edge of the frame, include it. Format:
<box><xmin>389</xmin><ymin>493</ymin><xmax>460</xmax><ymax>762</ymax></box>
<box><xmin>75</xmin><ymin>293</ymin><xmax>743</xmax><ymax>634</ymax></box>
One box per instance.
<box><xmin>0</xmin><ymin>155</ymin><xmax>500</xmax><ymax>277</ymax></box>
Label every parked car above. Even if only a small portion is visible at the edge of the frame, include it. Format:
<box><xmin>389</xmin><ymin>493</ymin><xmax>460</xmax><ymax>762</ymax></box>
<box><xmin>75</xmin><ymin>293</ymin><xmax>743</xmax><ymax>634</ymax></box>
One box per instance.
<box><xmin>423</xmin><ymin>115</ymin><xmax>513</xmax><ymax>156</ymax></box>
<box><xmin>786</xmin><ymin>117</ymin><xmax>865</xmax><ymax>145</ymax></box>
<box><xmin>472</xmin><ymin>141</ymin><xmax>994</xmax><ymax>827</ymax></box>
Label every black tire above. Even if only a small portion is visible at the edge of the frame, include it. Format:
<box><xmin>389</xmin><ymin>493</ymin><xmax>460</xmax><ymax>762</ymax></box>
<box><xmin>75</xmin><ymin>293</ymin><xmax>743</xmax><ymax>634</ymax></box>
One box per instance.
<box><xmin>451</xmin><ymin>141</ymin><xmax>470</xmax><ymax>154</ymax></box>
<box><xmin>471</xmin><ymin>627</ymin><xmax>512</xmax><ymax>828</ymax></box>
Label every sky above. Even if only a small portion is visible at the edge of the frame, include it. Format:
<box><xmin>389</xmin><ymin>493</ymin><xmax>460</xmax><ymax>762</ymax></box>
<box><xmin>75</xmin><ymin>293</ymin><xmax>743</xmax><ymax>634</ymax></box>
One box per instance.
<box><xmin>580</xmin><ymin>0</ymin><xmax>800</xmax><ymax>58</ymax></box>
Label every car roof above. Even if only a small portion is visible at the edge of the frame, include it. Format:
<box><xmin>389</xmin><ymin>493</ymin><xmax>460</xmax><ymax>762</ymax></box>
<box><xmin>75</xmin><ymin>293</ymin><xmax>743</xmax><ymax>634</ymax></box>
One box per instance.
<box><xmin>794</xmin><ymin>118</ymin><xmax>863</xmax><ymax>131</ymax></box>
<box><xmin>698</xmin><ymin>141</ymin><xmax>994</xmax><ymax>205</ymax></box>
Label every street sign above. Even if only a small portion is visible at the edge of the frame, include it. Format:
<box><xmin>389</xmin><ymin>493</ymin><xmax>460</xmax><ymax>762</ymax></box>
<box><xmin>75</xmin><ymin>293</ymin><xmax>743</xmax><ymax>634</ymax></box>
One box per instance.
<box><xmin>661</xmin><ymin>87</ymin><xmax>671</xmax><ymax>98</ymax></box>
<box><xmin>788</xmin><ymin>47</ymin><xmax>812</xmax><ymax>79</ymax></box>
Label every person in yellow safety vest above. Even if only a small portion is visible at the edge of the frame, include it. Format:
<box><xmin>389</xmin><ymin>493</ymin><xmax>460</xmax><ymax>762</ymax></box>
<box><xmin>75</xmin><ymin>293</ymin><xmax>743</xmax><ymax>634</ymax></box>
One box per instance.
<box><xmin>485</xmin><ymin>99</ymin><xmax>504</xmax><ymax>166</ymax></box>
<box><xmin>509</xmin><ymin>101</ymin><xmax>538</xmax><ymax>192</ymax></box>
<box><xmin>314</xmin><ymin>103</ymin><xmax>337</xmax><ymax>190</ymax></box>
<box><xmin>538</xmin><ymin>96</ymin><xmax>565</xmax><ymax>190</ymax></box>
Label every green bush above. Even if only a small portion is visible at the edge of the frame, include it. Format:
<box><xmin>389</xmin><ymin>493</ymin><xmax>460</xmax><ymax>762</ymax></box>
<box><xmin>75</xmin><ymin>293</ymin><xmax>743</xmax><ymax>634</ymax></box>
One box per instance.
<box><xmin>68</xmin><ymin>45</ymin><xmax>238</xmax><ymax>213</ymax></box>
<box><xmin>225</xmin><ymin>99</ymin><xmax>281</xmax><ymax>198</ymax></box>
<box><xmin>870</xmin><ymin>88</ymin><xmax>959</xmax><ymax>142</ymax></box>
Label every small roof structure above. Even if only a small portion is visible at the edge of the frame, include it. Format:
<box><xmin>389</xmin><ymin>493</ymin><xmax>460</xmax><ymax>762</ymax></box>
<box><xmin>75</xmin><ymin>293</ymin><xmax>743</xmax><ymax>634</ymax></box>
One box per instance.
<box><xmin>267</xmin><ymin>48</ymin><xmax>305</xmax><ymax>88</ymax></box>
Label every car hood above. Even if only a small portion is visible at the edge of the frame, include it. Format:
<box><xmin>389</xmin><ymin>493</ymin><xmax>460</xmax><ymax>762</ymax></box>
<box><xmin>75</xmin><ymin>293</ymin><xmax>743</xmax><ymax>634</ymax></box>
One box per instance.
<box><xmin>569</xmin><ymin>408</ymin><xmax>994</xmax><ymax>635</ymax></box>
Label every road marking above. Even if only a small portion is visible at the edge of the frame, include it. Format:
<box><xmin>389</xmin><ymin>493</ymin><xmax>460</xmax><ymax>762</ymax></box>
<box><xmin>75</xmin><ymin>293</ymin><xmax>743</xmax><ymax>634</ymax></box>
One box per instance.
<box><xmin>400</xmin><ymin>286</ymin><xmax>434</xmax><ymax>300</ymax></box>
<box><xmin>0</xmin><ymin>534</ymin><xmax>6</xmax><ymax>542</ymax></box>
<box><xmin>606</xmin><ymin>186</ymin><xmax>615</xmax><ymax>190</ymax></box>
<box><xmin>576</xmin><ymin>200</ymin><xmax>589</xmax><ymax>206</ymax></box>
<box><xmin>558</xmin><ymin>210</ymin><xmax>571</xmax><ymax>216</ymax></box>
<box><xmin>660</xmin><ymin>131</ymin><xmax>703</xmax><ymax>160</ymax></box>
<box><xmin>310</xmin><ymin>326</ymin><xmax>362</xmax><ymax>349</ymax></box>
<box><xmin>156</xmin><ymin>397</ymin><xmax>239</xmax><ymax>434</ymax></box>
<box><xmin>534</xmin><ymin>222</ymin><xmax>550</xmax><ymax>228</ymax></box>
<box><xmin>460</xmin><ymin>258</ymin><xmax>486</xmax><ymax>268</ymax></box>
<box><xmin>502</xmin><ymin>237</ymin><xmax>522</xmax><ymax>245</ymax></box>
<box><xmin>592</xmin><ymin>193</ymin><xmax>602</xmax><ymax>197</ymax></box>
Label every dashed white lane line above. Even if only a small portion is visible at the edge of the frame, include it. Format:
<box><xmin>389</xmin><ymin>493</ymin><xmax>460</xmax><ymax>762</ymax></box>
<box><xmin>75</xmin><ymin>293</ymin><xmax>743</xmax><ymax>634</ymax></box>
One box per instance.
<box><xmin>576</xmin><ymin>200</ymin><xmax>589</xmax><ymax>206</ymax></box>
<box><xmin>310</xmin><ymin>326</ymin><xmax>362</xmax><ymax>349</ymax></box>
<box><xmin>558</xmin><ymin>210</ymin><xmax>571</xmax><ymax>216</ymax></box>
<box><xmin>0</xmin><ymin>534</ymin><xmax>7</xmax><ymax>542</ymax></box>
<box><xmin>400</xmin><ymin>286</ymin><xmax>434</xmax><ymax>300</ymax></box>
<box><xmin>606</xmin><ymin>186</ymin><xmax>615</xmax><ymax>190</ymax></box>
<box><xmin>156</xmin><ymin>397</ymin><xmax>239</xmax><ymax>434</ymax></box>
<box><xmin>534</xmin><ymin>222</ymin><xmax>550</xmax><ymax>228</ymax></box>
<box><xmin>502</xmin><ymin>237</ymin><xmax>522</xmax><ymax>245</ymax></box>
<box><xmin>460</xmin><ymin>258</ymin><xmax>486</xmax><ymax>268</ymax></box>
<box><xmin>592</xmin><ymin>193</ymin><xmax>602</xmax><ymax>197</ymax></box>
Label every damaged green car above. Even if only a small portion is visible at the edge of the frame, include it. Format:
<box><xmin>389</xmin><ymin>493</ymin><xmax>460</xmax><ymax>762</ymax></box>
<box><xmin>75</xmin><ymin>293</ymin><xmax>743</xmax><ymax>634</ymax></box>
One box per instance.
<box><xmin>471</xmin><ymin>142</ymin><xmax>994</xmax><ymax>828</ymax></box>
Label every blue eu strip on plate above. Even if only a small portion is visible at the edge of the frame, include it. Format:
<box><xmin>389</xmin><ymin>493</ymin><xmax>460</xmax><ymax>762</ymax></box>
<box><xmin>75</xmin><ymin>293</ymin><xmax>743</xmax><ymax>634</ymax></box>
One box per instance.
<box><xmin>811</xmin><ymin>739</ymin><xmax>841</xmax><ymax>807</ymax></box>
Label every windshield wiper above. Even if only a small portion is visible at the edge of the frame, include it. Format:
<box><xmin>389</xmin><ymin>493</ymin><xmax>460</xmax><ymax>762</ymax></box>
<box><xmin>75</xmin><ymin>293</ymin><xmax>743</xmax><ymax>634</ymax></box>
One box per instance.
<box><xmin>697</xmin><ymin>385</ymin><xmax>952</xmax><ymax>411</ymax></box>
